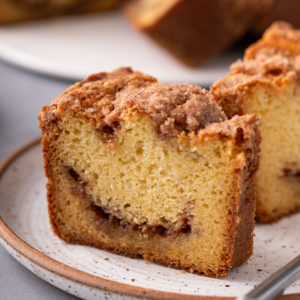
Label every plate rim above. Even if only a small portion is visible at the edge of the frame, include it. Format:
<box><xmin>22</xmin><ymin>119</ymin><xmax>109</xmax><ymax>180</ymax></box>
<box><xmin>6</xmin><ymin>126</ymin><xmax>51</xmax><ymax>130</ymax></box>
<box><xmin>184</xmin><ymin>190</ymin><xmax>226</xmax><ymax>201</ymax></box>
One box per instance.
<box><xmin>0</xmin><ymin>138</ymin><xmax>297</xmax><ymax>300</ymax></box>
<box><xmin>0</xmin><ymin>14</ymin><xmax>227</xmax><ymax>86</ymax></box>
<box><xmin>0</xmin><ymin>42</ymin><xmax>82</xmax><ymax>82</ymax></box>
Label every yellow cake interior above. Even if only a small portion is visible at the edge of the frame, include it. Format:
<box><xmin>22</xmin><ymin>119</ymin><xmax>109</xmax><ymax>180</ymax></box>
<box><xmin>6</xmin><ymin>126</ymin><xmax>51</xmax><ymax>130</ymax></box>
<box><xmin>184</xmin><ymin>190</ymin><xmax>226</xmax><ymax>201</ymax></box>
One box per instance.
<box><xmin>47</xmin><ymin>111</ymin><xmax>247</xmax><ymax>274</ymax></box>
<box><xmin>242</xmin><ymin>83</ymin><xmax>300</xmax><ymax>220</ymax></box>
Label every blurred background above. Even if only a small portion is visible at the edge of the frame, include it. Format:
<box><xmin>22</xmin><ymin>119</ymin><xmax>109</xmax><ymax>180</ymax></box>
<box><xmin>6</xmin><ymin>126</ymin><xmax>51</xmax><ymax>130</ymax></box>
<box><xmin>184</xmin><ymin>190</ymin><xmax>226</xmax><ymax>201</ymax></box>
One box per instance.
<box><xmin>0</xmin><ymin>0</ymin><xmax>299</xmax><ymax>298</ymax></box>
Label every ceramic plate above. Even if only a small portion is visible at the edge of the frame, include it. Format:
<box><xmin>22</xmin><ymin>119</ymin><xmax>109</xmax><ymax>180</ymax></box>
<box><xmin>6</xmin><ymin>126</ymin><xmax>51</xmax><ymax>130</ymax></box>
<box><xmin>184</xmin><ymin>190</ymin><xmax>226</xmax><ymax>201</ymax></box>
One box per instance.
<box><xmin>0</xmin><ymin>139</ymin><xmax>299</xmax><ymax>300</ymax></box>
<box><xmin>0</xmin><ymin>12</ymin><xmax>244</xmax><ymax>85</ymax></box>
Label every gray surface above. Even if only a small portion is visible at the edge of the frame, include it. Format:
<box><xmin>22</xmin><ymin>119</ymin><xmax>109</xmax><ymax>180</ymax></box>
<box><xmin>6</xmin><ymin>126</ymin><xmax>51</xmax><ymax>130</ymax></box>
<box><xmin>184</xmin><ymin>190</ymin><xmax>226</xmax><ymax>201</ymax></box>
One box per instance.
<box><xmin>0</xmin><ymin>59</ymin><xmax>78</xmax><ymax>300</ymax></box>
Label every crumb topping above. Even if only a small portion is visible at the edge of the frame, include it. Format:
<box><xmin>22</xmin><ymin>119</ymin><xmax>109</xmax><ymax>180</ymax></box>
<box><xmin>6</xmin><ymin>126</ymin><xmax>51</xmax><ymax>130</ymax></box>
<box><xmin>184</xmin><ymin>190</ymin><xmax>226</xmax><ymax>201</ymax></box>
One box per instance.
<box><xmin>107</xmin><ymin>82</ymin><xmax>226</xmax><ymax>138</ymax></box>
<box><xmin>215</xmin><ymin>22</ymin><xmax>300</xmax><ymax>85</ymax></box>
<box><xmin>262</xmin><ymin>22</ymin><xmax>300</xmax><ymax>51</ymax></box>
<box><xmin>226</xmin><ymin>22</ymin><xmax>300</xmax><ymax>86</ymax></box>
<box><xmin>39</xmin><ymin>67</ymin><xmax>227</xmax><ymax>138</ymax></box>
<box><xmin>211</xmin><ymin>22</ymin><xmax>300</xmax><ymax>117</ymax></box>
<box><xmin>39</xmin><ymin>67</ymin><xmax>156</xmax><ymax>128</ymax></box>
<box><xmin>230</xmin><ymin>54</ymin><xmax>299</xmax><ymax>80</ymax></box>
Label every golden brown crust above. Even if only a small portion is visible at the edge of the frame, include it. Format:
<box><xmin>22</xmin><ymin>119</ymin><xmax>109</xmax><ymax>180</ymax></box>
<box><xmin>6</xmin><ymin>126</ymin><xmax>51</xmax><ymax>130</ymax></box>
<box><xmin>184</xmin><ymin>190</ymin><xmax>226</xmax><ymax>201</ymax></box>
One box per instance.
<box><xmin>125</xmin><ymin>0</ymin><xmax>271</xmax><ymax>67</ymax></box>
<box><xmin>211</xmin><ymin>22</ymin><xmax>300</xmax><ymax>118</ymax></box>
<box><xmin>228</xmin><ymin>116</ymin><xmax>260</xmax><ymax>267</ymax></box>
<box><xmin>201</xmin><ymin>115</ymin><xmax>260</xmax><ymax>269</ymax></box>
<box><xmin>39</xmin><ymin>67</ymin><xmax>227</xmax><ymax>139</ymax></box>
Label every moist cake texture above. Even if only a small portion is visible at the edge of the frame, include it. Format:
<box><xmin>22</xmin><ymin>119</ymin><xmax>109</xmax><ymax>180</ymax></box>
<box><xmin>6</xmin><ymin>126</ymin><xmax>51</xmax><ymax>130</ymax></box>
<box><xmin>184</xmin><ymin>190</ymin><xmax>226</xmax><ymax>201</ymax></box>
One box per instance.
<box><xmin>39</xmin><ymin>67</ymin><xmax>260</xmax><ymax>277</ymax></box>
<box><xmin>211</xmin><ymin>22</ymin><xmax>300</xmax><ymax>223</ymax></box>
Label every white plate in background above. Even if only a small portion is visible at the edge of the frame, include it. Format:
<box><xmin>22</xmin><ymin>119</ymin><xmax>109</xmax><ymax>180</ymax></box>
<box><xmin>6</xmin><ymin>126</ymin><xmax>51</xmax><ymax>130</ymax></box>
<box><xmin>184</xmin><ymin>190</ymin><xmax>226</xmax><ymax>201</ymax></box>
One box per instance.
<box><xmin>0</xmin><ymin>12</ymin><xmax>243</xmax><ymax>85</ymax></box>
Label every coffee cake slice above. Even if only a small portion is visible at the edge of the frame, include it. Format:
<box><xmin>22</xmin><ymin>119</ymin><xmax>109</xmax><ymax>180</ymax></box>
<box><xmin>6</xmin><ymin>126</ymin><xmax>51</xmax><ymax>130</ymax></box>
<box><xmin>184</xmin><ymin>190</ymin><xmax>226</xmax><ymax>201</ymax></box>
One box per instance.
<box><xmin>39</xmin><ymin>67</ymin><xmax>260</xmax><ymax>277</ymax></box>
<box><xmin>212</xmin><ymin>22</ymin><xmax>300</xmax><ymax>223</ymax></box>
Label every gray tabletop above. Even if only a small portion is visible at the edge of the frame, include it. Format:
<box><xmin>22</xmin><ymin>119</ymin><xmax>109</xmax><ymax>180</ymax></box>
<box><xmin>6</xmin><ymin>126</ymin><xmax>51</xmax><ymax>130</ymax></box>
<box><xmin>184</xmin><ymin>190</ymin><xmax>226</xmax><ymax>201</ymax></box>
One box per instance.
<box><xmin>0</xmin><ymin>59</ymin><xmax>78</xmax><ymax>300</ymax></box>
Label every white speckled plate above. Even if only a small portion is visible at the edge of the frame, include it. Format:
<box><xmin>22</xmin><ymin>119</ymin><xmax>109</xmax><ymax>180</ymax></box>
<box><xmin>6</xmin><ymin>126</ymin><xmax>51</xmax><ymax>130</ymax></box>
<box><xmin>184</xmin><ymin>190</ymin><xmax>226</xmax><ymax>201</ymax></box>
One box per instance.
<box><xmin>0</xmin><ymin>139</ymin><xmax>299</xmax><ymax>300</ymax></box>
<box><xmin>0</xmin><ymin>12</ymin><xmax>243</xmax><ymax>86</ymax></box>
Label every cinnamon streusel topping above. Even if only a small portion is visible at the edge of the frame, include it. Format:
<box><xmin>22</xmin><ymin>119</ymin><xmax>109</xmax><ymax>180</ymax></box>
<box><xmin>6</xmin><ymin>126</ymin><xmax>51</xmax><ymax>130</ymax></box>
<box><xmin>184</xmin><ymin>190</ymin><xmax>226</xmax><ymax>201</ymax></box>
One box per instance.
<box><xmin>39</xmin><ymin>67</ymin><xmax>227</xmax><ymax>139</ymax></box>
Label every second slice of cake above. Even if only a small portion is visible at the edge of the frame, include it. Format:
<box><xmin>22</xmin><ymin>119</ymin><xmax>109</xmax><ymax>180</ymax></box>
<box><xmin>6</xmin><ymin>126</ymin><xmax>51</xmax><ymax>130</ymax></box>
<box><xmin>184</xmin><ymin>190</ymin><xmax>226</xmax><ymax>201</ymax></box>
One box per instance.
<box><xmin>39</xmin><ymin>68</ymin><xmax>260</xmax><ymax>277</ymax></box>
<box><xmin>125</xmin><ymin>0</ymin><xmax>271</xmax><ymax>66</ymax></box>
<box><xmin>212</xmin><ymin>22</ymin><xmax>300</xmax><ymax>222</ymax></box>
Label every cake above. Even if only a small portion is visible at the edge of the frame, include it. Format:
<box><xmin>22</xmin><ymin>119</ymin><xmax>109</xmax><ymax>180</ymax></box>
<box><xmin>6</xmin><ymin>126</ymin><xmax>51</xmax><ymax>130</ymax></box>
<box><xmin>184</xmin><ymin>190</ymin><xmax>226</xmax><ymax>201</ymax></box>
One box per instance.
<box><xmin>252</xmin><ymin>0</ymin><xmax>300</xmax><ymax>34</ymax></box>
<box><xmin>39</xmin><ymin>67</ymin><xmax>260</xmax><ymax>277</ymax></box>
<box><xmin>211</xmin><ymin>22</ymin><xmax>300</xmax><ymax>223</ymax></box>
<box><xmin>125</xmin><ymin>0</ymin><xmax>271</xmax><ymax>67</ymax></box>
<box><xmin>0</xmin><ymin>0</ymin><xmax>121</xmax><ymax>24</ymax></box>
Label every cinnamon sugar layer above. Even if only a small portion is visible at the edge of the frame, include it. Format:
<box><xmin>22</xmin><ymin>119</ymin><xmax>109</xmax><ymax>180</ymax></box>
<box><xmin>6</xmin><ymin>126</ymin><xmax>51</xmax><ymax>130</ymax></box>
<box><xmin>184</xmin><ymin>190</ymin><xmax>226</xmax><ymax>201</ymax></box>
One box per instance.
<box><xmin>67</xmin><ymin>166</ymin><xmax>192</xmax><ymax>236</ymax></box>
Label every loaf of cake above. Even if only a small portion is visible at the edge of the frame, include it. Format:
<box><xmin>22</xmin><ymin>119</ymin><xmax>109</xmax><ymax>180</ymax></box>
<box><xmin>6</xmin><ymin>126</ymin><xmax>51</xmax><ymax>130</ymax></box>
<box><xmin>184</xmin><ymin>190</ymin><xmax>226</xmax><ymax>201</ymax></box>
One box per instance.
<box><xmin>252</xmin><ymin>0</ymin><xmax>300</xmax><ymax>34</ymax></box>
<box><xmin>39</xmin><ymin>67</ymin><xmax>260</xmax><ymax>277</ymax></box>
<box><xmin>211</xmin><ymin>22</ymin><xmax>300</xmax><ymax>223</ymax></box>
<box><xmin>125</xmin><ymin>0</ymin><xmax>271</xmax><ymax>67</ymax></box>
<box><xmin>0</xmin><ymin>0</ymin><xmax>121</xmax><ymax>24</ymax></box>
